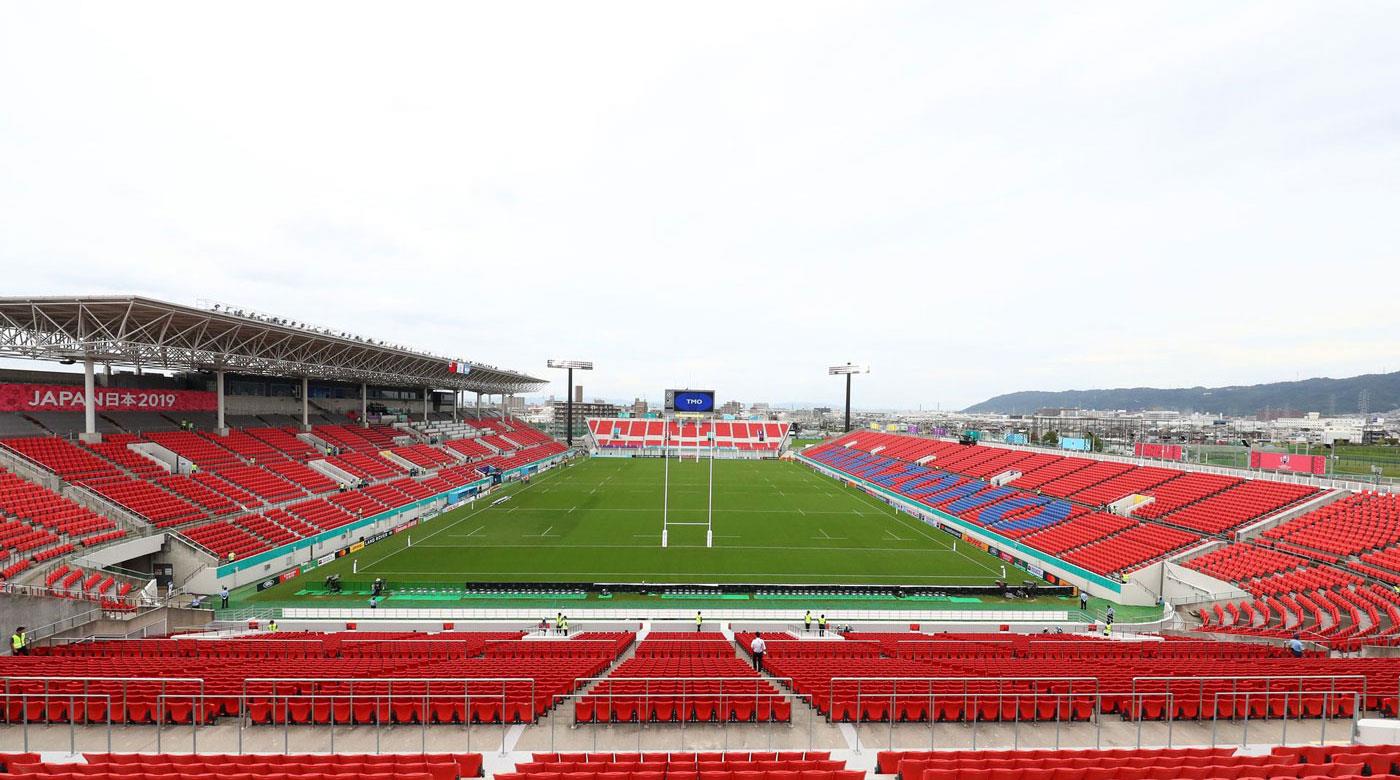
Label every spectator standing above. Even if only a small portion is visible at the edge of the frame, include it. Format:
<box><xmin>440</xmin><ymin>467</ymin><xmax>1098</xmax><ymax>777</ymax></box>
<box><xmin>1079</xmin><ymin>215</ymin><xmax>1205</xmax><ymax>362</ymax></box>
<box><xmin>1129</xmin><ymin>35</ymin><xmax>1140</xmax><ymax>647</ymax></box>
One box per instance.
<box><xmin>751</xmin><ymin>635</ymin><xmax>767</xmax><ymax>672</ymax></box>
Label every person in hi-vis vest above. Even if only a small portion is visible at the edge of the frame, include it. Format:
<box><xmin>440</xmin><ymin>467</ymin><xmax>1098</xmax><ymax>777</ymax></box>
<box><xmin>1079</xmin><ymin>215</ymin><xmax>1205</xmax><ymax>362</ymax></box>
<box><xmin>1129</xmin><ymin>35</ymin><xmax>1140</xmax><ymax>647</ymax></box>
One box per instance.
<box><xmin>695</xmin><ymin>611</ymin><xmax>703</xmax><ymax>633</ymax></box>
<box><xmin>10</xmin><ymin>627</ymin><xmax>28</xmax><ymax>656</ymax></box>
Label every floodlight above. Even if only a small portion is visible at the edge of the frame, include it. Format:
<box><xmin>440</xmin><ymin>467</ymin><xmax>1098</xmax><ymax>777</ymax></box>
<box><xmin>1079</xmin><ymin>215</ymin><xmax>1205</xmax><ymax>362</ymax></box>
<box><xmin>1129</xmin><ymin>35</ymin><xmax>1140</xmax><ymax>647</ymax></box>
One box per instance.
<box><xmin>547</xmin><ymin>360</ymin><xmax>594</xmax><ymax>445</ymax></box>
<box><xmin>828</xmin><ymin>363</ymin><xmax>869</xmax><ymax>432</ymax></box>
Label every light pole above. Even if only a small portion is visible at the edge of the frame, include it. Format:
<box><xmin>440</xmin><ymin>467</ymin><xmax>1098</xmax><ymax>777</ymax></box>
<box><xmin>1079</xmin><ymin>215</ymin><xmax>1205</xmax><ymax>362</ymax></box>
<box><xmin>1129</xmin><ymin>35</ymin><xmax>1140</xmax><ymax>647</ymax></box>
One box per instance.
<box><xmin>828</xmin><ymin>363</ymin><xmax>869</xmax><ymax>433</ymax></box>
<box><xmin>547</xmin><ymin>359</ymin><xmax>593</xmax><ymax>445</ymax></box>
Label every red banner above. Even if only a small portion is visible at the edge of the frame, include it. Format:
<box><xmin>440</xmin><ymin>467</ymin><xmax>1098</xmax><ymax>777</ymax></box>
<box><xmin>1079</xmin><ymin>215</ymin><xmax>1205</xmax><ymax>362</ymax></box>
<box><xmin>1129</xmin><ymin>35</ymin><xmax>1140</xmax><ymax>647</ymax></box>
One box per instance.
<box><xmin>0</xmin><ymin>383</ymin><xmax>217</xmax><ymax>413</ymax></box>
<box><xmin>1134</xmin><ymin>443</ymin><xmax>1184</xmax><ymax>460</ymax></box>
<box><xmin>1249</xmin><ymin>451</ymin><xmax>1327</xmax><ymax>475</ymax></box>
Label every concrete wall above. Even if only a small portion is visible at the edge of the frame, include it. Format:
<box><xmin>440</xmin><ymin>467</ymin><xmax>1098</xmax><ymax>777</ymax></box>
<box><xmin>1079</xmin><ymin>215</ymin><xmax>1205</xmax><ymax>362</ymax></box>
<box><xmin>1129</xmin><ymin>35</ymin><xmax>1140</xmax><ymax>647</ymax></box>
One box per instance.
<box><xmin>162</xmin><ymin>534</ymin><xmax>219</xmax><ymax>590</ymax></box>
<box><xmin>1136</xmin><ymin>560</ymin><xmax>1241</xmax><ymax>606</ymax></box>
<box><xmin>309</xmin><ymin>459</ymin><xmax>358</xmax><ymax>486</ymax></box>
<box><xmin>130</xmin><ymin>441</ymin><xmax>182</xmax><ymax>472</ymax></box>
<box><xmin>69</xmin><ymin>533</ymin><xmax>166</xmax><ymax>570</ymax></box>
<box><xmin>315</xmin><ymin>398</ymin><xmax>372</xmax><ymax>416</ymax></box>
<box><xmin>47</xmin><ymin>606</ymin><xmax>213</xmax><ymax>643</ymax></box>
<box><xmin>0</xmin><ymin>447</ymin><xmax>62</xmax><ymax>492</ymax></box>
<box><xmin>224</xmin><ymin>395</ymin><xmax>305</xmax><ymax>415</ymax></box>
<box><xmin>0</xmin><ymin>594</ymin><xmax>99</xmax><ymax>642</ymax></box>
<box><xmin>1361</xmin><ymin>645</ymin><xmax>1400</xmax><ymax>658</ymax></box>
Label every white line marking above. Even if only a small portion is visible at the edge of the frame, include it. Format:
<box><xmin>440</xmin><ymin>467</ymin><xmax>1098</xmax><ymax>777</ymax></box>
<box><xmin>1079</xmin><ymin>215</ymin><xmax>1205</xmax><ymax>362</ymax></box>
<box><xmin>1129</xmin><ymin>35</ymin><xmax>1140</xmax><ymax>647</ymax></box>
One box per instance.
<box><xmin>357</xmin><ymin>466</ymin><xmax>561</xmax><ymax>570</ymax></box>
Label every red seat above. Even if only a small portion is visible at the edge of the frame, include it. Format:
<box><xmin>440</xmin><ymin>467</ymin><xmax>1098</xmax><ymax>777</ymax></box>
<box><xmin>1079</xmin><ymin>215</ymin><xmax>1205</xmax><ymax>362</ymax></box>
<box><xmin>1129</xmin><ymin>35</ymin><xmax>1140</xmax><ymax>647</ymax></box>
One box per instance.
<box><xmin>729</xmin><ymin>699</ymin><xmax>755</xmax><ymax>722</ymax></box>
<box><xmin>574</xmin><ymin>700</ymin><xmax>596</xmax><ymax>723</ymax></box>
<box><xmin>650</xmin><ymin>698</ymin><xmax>676</xmax><ymax>722</ymax></box>
<box><xmin>392</xmin><ymin>700</ymin><xmax>423</xmax><ymax>724</ymax></box>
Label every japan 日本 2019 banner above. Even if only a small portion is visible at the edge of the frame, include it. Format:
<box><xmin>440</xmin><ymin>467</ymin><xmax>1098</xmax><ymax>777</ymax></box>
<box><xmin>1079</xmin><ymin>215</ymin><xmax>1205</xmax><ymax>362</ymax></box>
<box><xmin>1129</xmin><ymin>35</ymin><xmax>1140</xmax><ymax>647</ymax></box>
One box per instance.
<box><xmin>0</xmin><ymin>383</ymin><xmax>218</xmax><ymax>412</ymax></box>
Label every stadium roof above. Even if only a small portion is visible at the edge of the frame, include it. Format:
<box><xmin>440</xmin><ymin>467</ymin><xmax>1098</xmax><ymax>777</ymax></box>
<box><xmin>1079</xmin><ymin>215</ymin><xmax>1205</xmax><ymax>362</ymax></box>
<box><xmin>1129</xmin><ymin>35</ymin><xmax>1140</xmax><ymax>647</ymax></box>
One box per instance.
<box><xmin>0</xmin><ymin>295</ymin><xmax>546</xmax><ymax>394</ymax></box>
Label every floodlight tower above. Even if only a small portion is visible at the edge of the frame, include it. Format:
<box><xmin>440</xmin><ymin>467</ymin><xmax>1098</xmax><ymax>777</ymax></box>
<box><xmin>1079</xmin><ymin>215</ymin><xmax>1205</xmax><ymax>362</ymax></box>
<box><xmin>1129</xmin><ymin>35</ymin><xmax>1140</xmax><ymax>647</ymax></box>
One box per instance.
<box><xmin>547</xmin><ymin>359</ymin><xmax>593</xmax><ymax>445</ymax></box>
<box><xmin>828</xmin><ymin>363</ymin><xmax>869</xmax><ymax>433</ymax></box>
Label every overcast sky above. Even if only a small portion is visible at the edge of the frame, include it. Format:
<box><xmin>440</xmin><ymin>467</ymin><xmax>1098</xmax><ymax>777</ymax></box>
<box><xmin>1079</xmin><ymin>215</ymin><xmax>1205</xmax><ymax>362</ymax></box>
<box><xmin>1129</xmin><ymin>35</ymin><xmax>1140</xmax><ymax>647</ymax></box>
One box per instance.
<box><xmin>2</xmin><ymin>3</ymin><xmax>1397</xmax><ymax>410</ymax></box>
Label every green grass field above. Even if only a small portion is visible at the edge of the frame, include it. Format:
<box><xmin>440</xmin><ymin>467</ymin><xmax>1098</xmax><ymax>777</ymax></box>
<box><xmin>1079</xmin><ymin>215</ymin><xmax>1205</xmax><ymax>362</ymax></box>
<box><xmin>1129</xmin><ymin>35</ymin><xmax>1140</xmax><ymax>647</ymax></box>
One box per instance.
<box><xmin>251</xmin><ymin>457</ymin><xmax>1029</xmax><ymax>603</ymax></box>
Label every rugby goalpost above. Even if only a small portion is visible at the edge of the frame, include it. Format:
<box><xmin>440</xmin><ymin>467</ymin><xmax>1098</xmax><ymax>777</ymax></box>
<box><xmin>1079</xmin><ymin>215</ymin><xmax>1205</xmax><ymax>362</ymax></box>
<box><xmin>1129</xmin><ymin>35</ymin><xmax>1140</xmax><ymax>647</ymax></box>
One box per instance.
<box><xmin>660</xmin><ymin>419</ymin><xmax>715</xmax><ymax>548</ymax></box>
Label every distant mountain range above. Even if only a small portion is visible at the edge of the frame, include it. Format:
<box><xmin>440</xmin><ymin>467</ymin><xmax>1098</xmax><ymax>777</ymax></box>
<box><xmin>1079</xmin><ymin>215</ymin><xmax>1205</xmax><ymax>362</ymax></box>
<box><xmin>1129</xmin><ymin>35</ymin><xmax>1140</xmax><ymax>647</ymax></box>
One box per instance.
<box><xmin>963</xmin><ymin>371</ymin><xmax>1400</xmax><ymax>417</ymax></box>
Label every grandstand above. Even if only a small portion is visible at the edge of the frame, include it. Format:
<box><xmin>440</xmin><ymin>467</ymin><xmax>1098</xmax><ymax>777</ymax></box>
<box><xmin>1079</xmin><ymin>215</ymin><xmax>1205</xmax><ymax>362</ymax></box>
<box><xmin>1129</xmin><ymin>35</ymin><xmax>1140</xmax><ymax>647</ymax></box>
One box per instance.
<box><xmin>3</xmin><ymin>623</ymin><xmax>1400</xmax><ymax>764</ymax></box>
<box><xmin>587</xmin><ymin>419</ymin><xmax>792</xmax><ymax>454</ymax></box>
<box><xmin>795</xmin><ymin>430</ymin><xmax>1331</xmax><ymax>587</ymax></box>
<box><xmin>7</xmin><ymin>294</ymin><xmax>1400</xmax><ymax>765</ymax></box>
<box><xmin>0</xmin><ymin>295</ymin><xmax>560</xmax><ymax>603</ymax></box>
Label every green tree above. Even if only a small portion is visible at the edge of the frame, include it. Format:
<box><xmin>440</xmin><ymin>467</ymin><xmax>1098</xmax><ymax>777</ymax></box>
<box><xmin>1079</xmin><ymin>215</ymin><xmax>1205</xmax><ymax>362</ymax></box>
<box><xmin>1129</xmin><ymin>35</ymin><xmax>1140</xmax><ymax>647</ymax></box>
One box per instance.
<box><xmin>1041</xmin><ymin>430</ymin><xmax>1059</xmax><ymax>446</ymax></box>
<box><xmin>1088</xmin><ymin>432</ymin><xmax>1104</xmax><ymax>452</ymax></box>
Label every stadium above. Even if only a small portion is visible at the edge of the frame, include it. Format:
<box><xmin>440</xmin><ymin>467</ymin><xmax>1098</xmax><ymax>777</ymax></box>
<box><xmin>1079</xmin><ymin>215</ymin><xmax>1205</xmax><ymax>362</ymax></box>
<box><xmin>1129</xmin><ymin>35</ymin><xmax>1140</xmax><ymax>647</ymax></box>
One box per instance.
<box><xmin>3</xmin><ymin>5</ymin><xmax>1400</xmax><ymax>780</ymax></box>
<box><xmin>0</xmin><ymin>292</ymin><xmax>1397</xmax><ymax>770</ymax></box>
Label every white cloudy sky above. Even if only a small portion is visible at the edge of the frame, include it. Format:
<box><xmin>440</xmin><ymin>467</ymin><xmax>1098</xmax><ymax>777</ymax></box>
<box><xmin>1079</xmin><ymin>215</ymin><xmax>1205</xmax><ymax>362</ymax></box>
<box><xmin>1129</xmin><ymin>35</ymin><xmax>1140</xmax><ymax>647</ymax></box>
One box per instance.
<box><xmin>2</xmin><ymin>2</ymin><xmax>1397</xmax><ymax>409</ymax></box>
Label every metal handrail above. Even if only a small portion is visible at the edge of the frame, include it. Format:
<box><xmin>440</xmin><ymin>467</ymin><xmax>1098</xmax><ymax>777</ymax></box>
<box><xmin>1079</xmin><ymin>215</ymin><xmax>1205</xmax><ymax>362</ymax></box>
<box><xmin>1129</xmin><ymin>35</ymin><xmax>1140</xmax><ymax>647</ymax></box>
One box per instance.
<box><xmin>2</xmin><ymin>674</ymin><xmax>204</xmax><ymax>752</ymax></box>
<box><xmin>23</xmin><ymin>607</ymin><xmax>106</xmax><ymax>644</ymax></box>
<box><xmin>226</xmin><ymin>688</ymin><xmax>517</xmax><ymax>754</ymax></box>
<box><xmin>1208</xmin><ymin>688</ymin><xmax>1362</xmax><ymax>748</ymax></box>
<box><xmin>0</xmin><ymin>683</ymin><xmax>1368</xmax><ymax>754</ymax></box>
<box><xmin>7</xmin><ymin>691</ymin><xmax>114</xmax><ymax>754</ymax></box>
<box><xmin>827</xmin><ymin>674</ymin><xmax>1101</xmax><ymax>735</ymax></box>
<box><xmin>548</xmin><ymin>688</ymin><xmax>815</xmax><ymax>753</ymax></box>
<box><xmin>1131</xmin><ymin>673</ymin><xmax>1367</xmax><ymax>730</ymax></box>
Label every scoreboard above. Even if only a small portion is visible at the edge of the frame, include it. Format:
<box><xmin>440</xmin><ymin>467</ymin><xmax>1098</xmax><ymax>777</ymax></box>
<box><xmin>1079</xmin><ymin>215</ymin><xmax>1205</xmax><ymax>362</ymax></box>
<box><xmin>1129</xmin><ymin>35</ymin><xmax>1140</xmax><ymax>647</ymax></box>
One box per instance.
<box><xmin>665</xmin><ymin>389</ymin><xmax>715</xmax><ymax>413</ymax></box>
